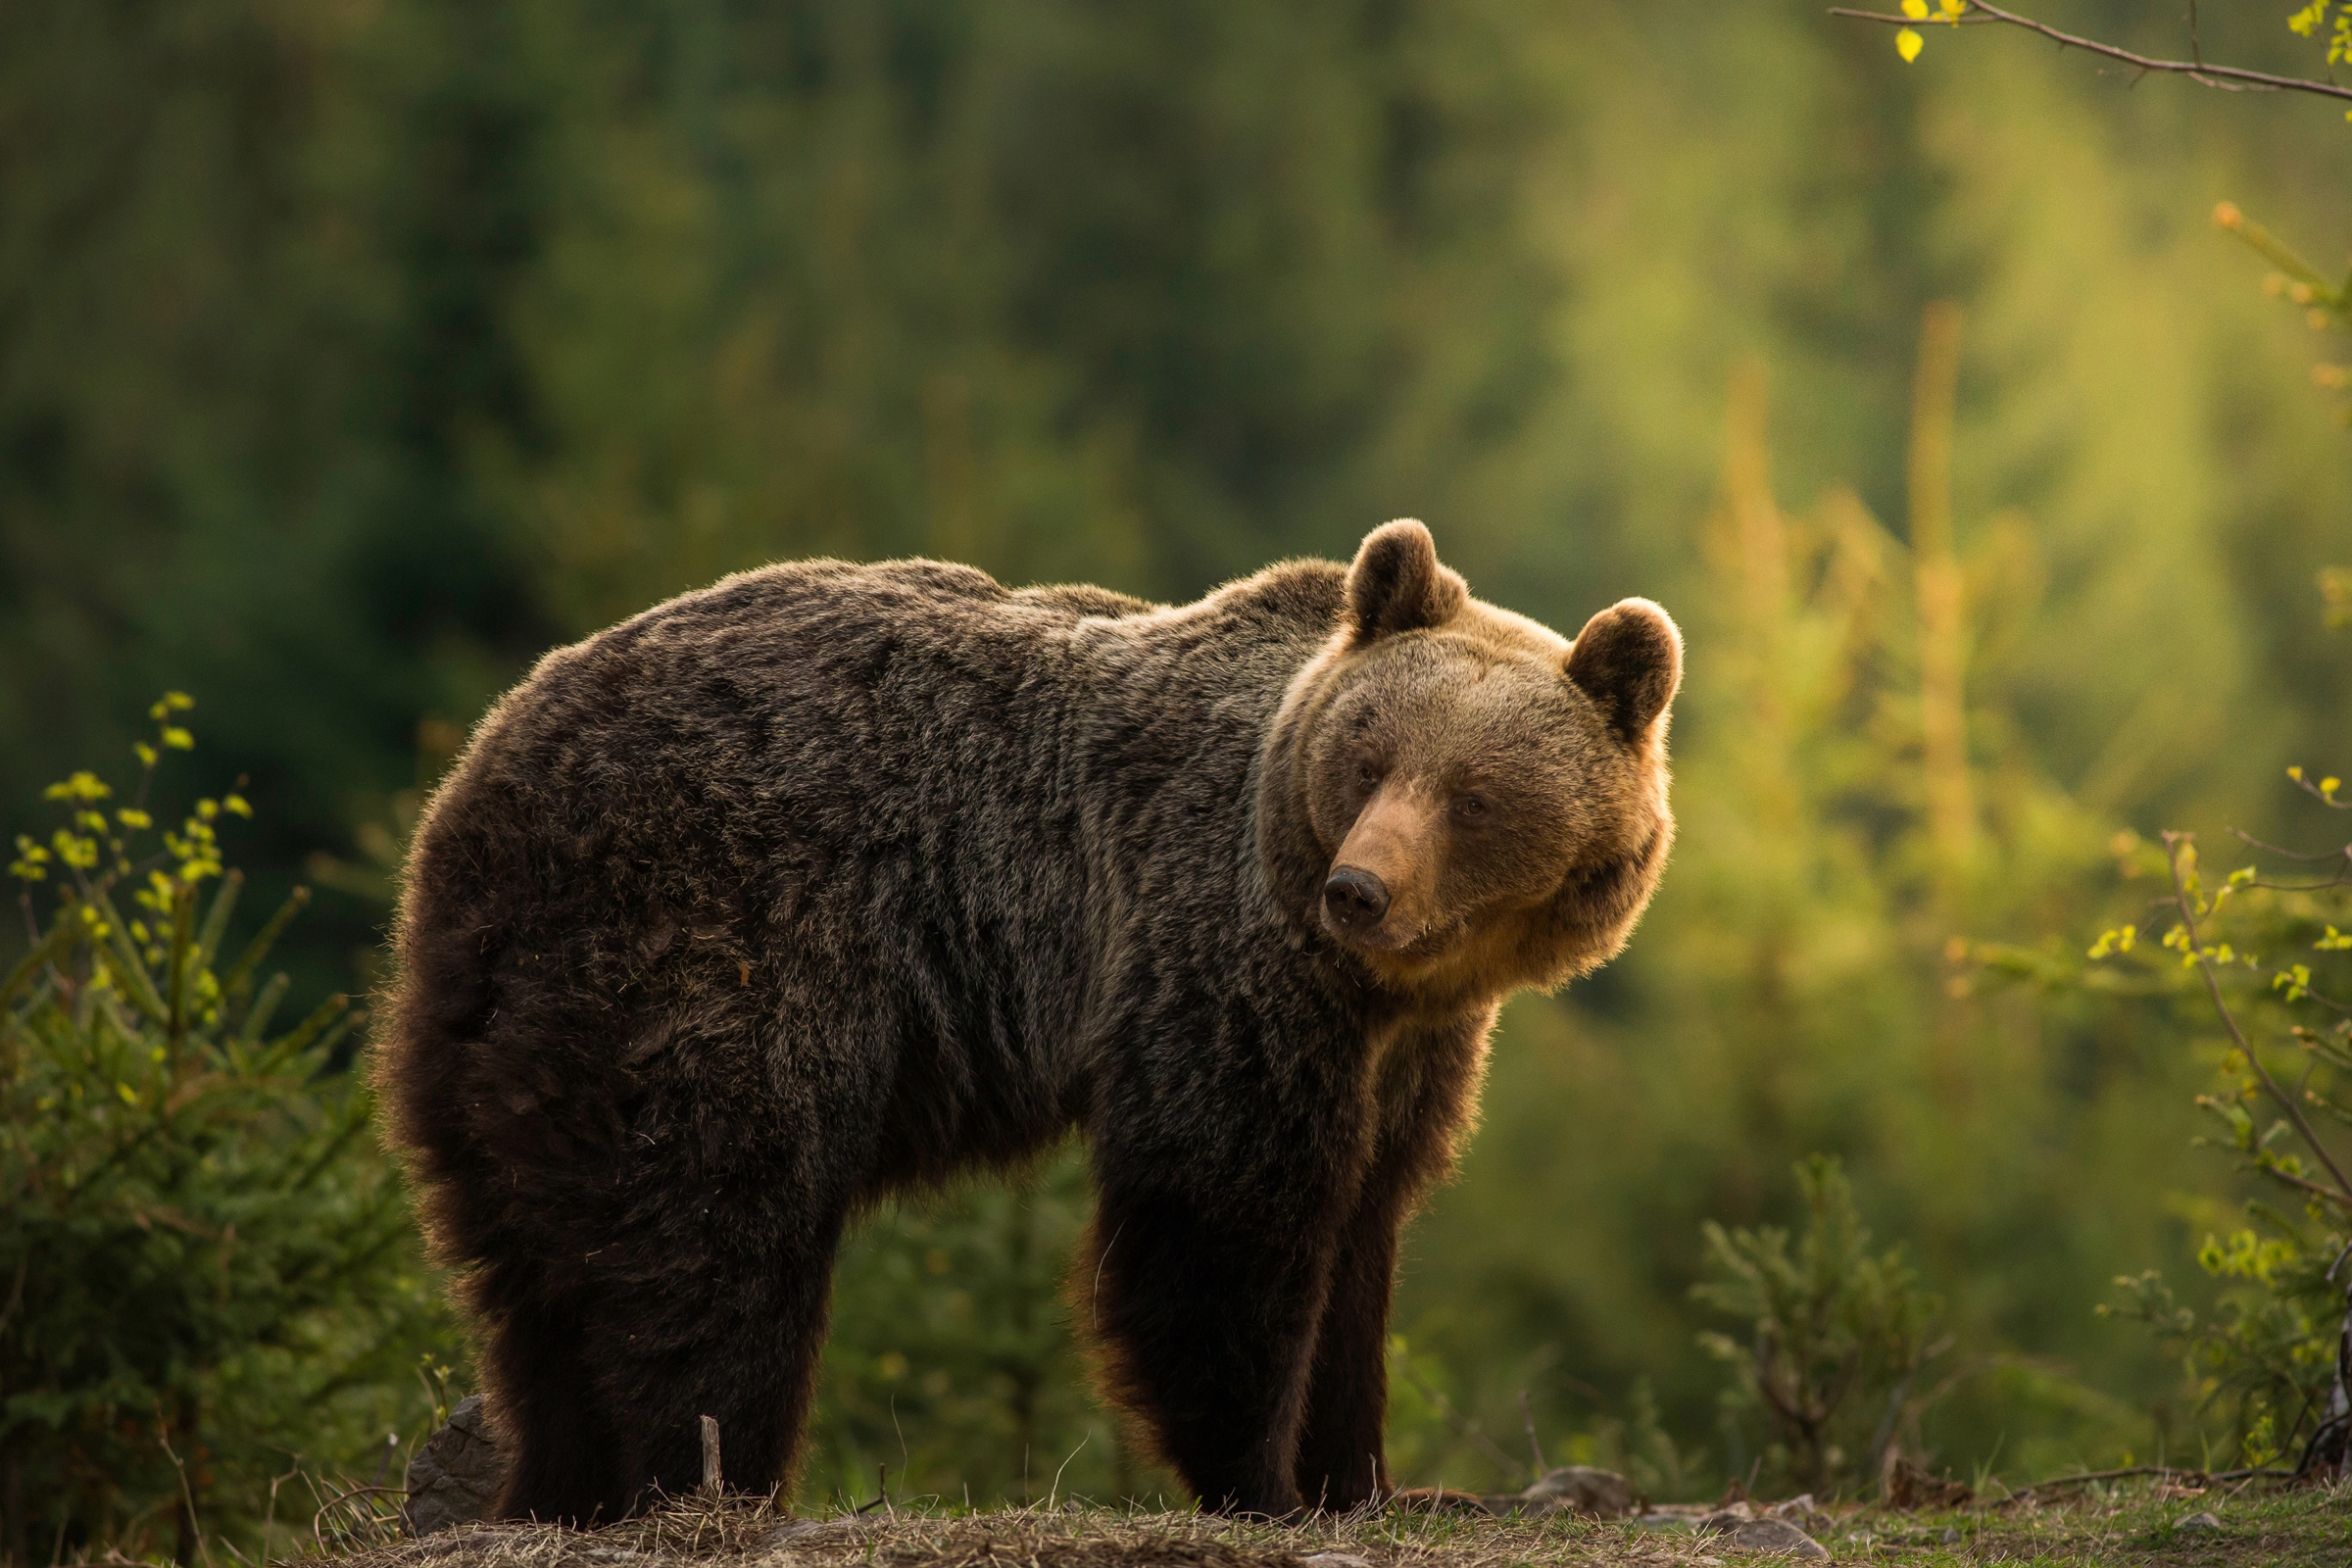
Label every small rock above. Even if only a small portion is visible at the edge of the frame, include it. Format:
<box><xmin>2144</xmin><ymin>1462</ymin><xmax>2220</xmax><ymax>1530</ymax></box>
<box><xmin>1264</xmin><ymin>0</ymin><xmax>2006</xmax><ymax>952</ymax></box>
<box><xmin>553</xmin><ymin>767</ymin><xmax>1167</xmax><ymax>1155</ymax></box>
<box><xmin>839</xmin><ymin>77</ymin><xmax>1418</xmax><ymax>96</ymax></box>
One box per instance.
<box><xmin>1302</xmin><ymin>1553</ymin><xmax>1371</xmax><ymax>1568</ymax></box>
<box><xmin>1882</xmin><ymin>1450</ymin><xmax>1974</xmax><ymax>1511</ymax></box>
<box><xmin>2178</xmin><ymin>1510</ymin><xmax>2223</xmax><ymax>1533</ymax></box>
<box><xmin>1696</xmin><ymin>1513</ymin><xmax>1831</xmax><ymax>1560</ymax></box>
<box><xmin>1520</xmin><ymin>1465</ymin><xmax>1641</xmax><ymax>1521</ymax></box>
<box><xmin>404</xmin><ymin>1395</ymin><xmax>505</xmax><ymax>1536</ymax></box>
<box><xmin>1941</xmin><ymin>1527</ymin><xmax>1960</xmax><ymax>1544</ymax></box>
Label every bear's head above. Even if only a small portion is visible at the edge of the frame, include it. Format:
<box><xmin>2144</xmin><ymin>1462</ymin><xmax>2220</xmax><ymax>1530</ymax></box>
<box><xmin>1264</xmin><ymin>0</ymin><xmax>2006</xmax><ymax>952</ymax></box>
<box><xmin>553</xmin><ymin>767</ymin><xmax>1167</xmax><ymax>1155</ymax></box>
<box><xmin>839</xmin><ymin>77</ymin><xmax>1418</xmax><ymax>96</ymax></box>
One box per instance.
<box><xmin>1258</xmin><ymin>519</ymin><xmax>1680</xmax><ymax>1003</ymax></box>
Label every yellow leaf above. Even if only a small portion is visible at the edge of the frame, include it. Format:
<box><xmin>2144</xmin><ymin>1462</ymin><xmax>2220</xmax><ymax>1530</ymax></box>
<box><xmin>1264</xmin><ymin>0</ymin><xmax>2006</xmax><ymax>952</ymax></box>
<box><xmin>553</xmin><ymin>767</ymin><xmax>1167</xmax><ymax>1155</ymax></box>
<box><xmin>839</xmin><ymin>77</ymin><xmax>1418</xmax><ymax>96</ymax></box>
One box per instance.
<box><xmin>1939</xmin><ymin>0</ymin><xmax>1964</xmax><ymax>14</ymax></box>
<box><xmin>1897</xmin><ymin>26</ymin><xmax>1924</xmax><ymax>61</ymax></box>
<box><xmin>2325</xmin><ymin>776</ymin><xmax>2342</xmax><ymax>794</ymax></box>
<box><xmin>1901</xmin><ymin>0</ymin><xmax>1929</xmax><ymax>15</ymax></box>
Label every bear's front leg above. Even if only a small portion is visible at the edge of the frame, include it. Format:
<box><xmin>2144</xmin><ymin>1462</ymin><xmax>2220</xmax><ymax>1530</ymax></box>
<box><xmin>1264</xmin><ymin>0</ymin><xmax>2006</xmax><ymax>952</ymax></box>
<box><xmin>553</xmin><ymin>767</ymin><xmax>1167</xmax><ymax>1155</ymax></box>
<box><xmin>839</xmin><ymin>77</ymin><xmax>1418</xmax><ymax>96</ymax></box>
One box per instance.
<box><xmin>1292</xmin><ymin>1012</ymin><xmax>1491</xmax><ymax>1512</ymax></box>
<box><xmin>1288</xmin><ymin>1183</ymin><xmax>1401</xmax><ymax>1512</ymax></box>
<box><xmin>1083</xmin><ymin>1170</ymin><xmax>1351</xmax><ymax>1516</ymax></box>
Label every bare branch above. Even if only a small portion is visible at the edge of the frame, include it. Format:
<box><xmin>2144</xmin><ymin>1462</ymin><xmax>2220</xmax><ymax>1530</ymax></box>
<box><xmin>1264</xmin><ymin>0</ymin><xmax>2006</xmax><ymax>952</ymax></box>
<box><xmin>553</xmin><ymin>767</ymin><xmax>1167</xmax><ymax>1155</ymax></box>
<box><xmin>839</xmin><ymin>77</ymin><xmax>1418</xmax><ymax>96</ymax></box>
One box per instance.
<box><xmin>2229</xmin><ymin>827</ymin><xmax>2352</xmax><ymax>867</ymax></box>
<box><xmin>1829</xmin><ymin>3</ymin><xmax>2352</xmax><ymax>103</ymax></box>
<box><xmin>2290</xmin><ymin>772</ymin><xmax>2352</xmax><ymax>810</ymax></box>
<box><xmin>2251</xmin><ymin>1158</ymin><xmax>2352</xmax><ymax>1211</ymax></box>
<box><xmin>1997</xmin><ymin>1462</ymin><xmax>2290</xmax><ymax>1504</ymax></box>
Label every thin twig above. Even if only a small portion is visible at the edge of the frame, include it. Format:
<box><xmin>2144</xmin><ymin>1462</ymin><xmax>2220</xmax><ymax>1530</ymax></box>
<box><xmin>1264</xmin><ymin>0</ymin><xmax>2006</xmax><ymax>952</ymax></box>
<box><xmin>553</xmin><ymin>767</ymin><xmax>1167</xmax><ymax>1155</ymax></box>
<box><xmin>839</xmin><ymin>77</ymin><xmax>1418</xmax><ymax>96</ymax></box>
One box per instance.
<box><xmin>2242</xmin><ymin>1159</ymin><xmax>2352</xmax><ymax>1211</ymax></box>
<box><xmin>158</xmin><ymin>1401</ymin><xmax>214</xmax><ymax>1568</ymax></box>
<box><xmin>1997</xmin><ymin>1462</ymin><xmax>2290</xmax><ymax>1502</ymax></box>
<box><xmin>1518</xmin><ymin>1391</ymin><xmax>1547</xmax><ymax>1477</ymax></box>
<box><xmin>1394</xmin><ymin>1361</ymin><xmax>1534</xmax><ymax>1485</ymax></box>
<box><xmin>1829</xmin><ymin>3</ymin><xmax>2352</xmax><ymax>102</ymax></box>
<box><xmin>2232</xmin><ymin>825</ymin><xmax>2352</xmax><ymax>867</ymax></box>
<box><xmin>2291</xmin><ymin>774</ymin><xmax>2352</xmax><ymax>811</ymax></box>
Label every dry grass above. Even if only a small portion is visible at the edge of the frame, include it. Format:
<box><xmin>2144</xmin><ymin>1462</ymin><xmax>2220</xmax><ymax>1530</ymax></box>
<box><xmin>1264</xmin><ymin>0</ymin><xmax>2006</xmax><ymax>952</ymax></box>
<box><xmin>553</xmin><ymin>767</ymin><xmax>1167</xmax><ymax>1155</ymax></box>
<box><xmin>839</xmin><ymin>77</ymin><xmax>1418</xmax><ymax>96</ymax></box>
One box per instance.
<box><xmin>308</xmin><ymin>1478</ymin><xmax>2352</xmax><ymax>1568</ymax></box>
<box><xmin>326</xmin><ymin>1497</ymin><xmax>1736</xmax><ymax>1568</ymax></box>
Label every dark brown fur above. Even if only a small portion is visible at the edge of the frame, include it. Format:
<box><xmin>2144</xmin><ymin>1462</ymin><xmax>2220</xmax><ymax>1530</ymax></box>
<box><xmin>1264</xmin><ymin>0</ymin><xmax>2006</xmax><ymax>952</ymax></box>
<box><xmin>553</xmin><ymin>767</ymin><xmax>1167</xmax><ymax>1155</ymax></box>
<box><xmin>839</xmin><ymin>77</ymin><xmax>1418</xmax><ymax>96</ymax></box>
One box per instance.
<box><xmin>376</xmin><ymin>520</ymin><xmax>1679</xmax><ymax>1524</ymax></box>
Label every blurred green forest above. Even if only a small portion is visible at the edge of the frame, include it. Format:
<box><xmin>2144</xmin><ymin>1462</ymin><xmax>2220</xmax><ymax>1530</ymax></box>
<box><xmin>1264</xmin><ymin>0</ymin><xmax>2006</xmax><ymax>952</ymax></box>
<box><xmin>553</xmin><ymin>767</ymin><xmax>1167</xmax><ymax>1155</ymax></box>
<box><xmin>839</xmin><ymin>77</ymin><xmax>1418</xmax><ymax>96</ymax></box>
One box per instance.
<box><xmin>7</xmin><ymin>0</ymin><xmax>2352</xmax><ymax>1516</ymax></box>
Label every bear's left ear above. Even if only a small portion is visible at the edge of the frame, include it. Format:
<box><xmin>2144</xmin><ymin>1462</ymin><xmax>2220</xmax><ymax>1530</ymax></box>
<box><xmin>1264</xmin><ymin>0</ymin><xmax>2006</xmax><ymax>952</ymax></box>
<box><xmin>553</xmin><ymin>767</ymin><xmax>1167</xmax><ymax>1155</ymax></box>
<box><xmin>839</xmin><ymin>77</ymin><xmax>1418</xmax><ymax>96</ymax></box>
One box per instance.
<box><xmin>1565</xmin><ymin>598</ymin><xmax>1682</xmax><ymax>742</ymax></box>
<box><xmin>1346</xmin><ymin>518</ymin><xmax>1467</xmax><ymax>644</ymax></box>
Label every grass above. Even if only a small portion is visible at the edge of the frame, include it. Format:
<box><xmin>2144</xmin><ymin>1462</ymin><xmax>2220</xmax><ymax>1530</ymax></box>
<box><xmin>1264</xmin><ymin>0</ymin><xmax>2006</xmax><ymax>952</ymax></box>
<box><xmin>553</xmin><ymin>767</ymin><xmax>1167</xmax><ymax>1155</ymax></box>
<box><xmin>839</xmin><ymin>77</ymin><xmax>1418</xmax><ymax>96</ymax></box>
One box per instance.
<box><xmin>306</xmin><ymin>1478</ymin><xmax>2352</xmax><ymax>1568</ymax></box>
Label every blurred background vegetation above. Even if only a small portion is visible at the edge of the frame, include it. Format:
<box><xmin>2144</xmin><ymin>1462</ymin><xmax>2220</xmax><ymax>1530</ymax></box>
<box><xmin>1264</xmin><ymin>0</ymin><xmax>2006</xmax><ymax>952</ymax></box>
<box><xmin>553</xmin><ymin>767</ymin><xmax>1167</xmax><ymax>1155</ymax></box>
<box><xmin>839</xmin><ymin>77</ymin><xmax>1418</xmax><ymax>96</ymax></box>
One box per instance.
<box><xmin>7</xmin><ymin>0</ymin><xmax>2352</xmax><ymax>1549</ymax></box>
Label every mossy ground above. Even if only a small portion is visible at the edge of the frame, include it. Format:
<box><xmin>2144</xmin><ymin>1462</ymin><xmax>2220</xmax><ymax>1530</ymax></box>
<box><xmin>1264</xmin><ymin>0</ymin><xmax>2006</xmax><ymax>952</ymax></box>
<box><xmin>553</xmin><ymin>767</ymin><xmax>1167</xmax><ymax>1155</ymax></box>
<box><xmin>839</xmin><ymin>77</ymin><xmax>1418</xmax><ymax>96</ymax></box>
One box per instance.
<box><xmin>311</xmin><ymin>1479</ymin><xmax>2352</xmax><ymax>1568</ymax></box>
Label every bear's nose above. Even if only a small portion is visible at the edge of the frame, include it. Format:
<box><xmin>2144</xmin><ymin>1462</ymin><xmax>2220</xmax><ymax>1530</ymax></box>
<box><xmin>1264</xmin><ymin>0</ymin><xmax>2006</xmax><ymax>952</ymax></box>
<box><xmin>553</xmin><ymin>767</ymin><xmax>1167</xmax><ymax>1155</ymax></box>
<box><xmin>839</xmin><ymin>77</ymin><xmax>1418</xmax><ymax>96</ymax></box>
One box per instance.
<box><xmin>1322</xmin><ymin>865</ymin><xmax>1392</xmax><ymax>932</ymax></box>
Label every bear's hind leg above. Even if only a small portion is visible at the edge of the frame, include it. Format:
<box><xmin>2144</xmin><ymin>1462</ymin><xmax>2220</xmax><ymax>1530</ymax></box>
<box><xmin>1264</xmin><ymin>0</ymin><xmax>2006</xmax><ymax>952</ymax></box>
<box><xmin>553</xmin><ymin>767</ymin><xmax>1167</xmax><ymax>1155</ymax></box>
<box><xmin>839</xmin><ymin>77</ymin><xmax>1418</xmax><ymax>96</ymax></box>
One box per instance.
<box><xmin>588</xmin><ymin>1255</ymin><xmax>839</xmax><ymax>1512</ymax></box>
<box><xmin>485</xmin><ymin>1285</ymin><xmax>629</xmax><ymax>1524</ymax></box>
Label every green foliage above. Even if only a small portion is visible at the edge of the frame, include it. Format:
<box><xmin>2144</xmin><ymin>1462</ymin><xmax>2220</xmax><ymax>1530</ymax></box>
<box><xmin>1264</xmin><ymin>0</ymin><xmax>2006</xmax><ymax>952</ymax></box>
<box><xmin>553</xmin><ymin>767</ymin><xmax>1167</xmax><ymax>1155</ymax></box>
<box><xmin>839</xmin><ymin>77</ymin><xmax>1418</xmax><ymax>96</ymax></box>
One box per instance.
<box><xmin>2212</xmin><ymin>203</ymin><xmax>2352</xmax><ymax>416</ymax></box>
<box><xmin>1</xmin><ymin>700</ymin><xmax>447</xmax><ymax>1560</ymax></box>
<box><xmin>2077</xmin><ymin>779</ymin><xmax>2352</xmax><ymax>1471</ymax></box>
<box><xmin>1695</xmin><ymin>1156</ymin><xmax>1946</xmax><ymax>1496</ymax></box>
<box><xmin>2288</xmin><ymin>2</ymin><xmax>2352</xmax><ymax>66</ymax></box>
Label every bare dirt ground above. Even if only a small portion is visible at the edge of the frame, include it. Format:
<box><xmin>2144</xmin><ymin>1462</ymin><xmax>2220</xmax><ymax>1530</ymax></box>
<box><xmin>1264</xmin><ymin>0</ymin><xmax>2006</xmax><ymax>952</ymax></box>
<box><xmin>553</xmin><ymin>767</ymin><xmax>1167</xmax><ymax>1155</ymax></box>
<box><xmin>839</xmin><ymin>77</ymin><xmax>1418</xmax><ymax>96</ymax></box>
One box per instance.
<box><xmin>320</xmin><ymin>1480</ymin><xmax>2352</xmax><ymax>1568</ymax></box>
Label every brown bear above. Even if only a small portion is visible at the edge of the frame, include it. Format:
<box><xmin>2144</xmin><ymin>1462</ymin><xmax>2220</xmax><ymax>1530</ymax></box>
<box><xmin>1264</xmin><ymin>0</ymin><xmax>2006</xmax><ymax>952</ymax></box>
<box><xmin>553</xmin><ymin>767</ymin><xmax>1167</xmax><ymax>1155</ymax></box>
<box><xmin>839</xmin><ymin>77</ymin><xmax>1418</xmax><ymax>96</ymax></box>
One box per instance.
<box><xmin>378</xmin><ymin>519</ymin><xmax>1679</xmax><ymax>1524</ymax></box>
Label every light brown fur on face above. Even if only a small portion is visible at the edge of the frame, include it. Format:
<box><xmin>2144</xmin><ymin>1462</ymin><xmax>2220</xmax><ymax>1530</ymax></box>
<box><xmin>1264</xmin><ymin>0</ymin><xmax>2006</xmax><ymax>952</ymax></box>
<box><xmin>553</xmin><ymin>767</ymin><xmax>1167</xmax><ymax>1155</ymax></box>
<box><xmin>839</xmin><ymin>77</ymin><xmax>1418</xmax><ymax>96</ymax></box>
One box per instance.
<box><xmin>1262</xmin><ymin>519</ymin><xmax>1681</xmax><ymax>1008</ymax></box>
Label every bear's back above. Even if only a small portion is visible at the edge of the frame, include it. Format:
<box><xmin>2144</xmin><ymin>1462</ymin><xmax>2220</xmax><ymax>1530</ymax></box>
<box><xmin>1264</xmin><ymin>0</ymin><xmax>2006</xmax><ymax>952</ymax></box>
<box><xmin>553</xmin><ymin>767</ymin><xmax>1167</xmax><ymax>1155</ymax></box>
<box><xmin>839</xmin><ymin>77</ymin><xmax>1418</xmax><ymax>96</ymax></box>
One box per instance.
<box><xmin>386</xmin><ymin>555</ymin><xmax>1349</xmax><ymax>1197</ymax></box>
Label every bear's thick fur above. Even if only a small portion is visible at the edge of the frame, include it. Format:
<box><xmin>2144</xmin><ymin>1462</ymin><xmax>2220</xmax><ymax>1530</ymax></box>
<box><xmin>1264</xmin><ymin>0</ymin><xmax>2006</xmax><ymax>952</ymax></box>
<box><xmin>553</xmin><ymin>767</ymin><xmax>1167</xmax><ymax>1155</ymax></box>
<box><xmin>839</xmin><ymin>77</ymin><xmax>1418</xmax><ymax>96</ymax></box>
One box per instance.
<box><xmin>378</xmin><ymin>520</ymin><xmax>1679</xmax><ymax>1524</ymax></box>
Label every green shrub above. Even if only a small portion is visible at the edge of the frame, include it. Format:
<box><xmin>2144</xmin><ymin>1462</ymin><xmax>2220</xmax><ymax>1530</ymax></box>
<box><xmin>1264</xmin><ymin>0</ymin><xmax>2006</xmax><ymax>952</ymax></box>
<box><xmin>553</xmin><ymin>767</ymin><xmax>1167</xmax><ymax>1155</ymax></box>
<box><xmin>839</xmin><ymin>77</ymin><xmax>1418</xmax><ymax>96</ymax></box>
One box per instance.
<box><xmin>2077</xmin><ymin>803</ymin><xmax>2352</xmax><ymax>1474</ymax></box>
<box><xmin>1</xmin><ymin>696</ymin><xmax>450</xmax><ymax>1562</ymax></box>
<box><xmin>1695</xmin><ymin>1155</ymin><xmax>1946</xmax><ymax>1496</ymax></box>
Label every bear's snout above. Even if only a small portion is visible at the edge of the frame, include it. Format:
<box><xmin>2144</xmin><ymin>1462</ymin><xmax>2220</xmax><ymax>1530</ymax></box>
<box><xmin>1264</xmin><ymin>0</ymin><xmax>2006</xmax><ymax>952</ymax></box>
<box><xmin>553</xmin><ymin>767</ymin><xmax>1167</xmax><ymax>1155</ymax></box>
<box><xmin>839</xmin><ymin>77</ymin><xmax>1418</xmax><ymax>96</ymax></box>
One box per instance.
<box><xmin>1323</xmin><ymin>865</ymin><xmax>1392</xmax><ymax>933</ymax></box>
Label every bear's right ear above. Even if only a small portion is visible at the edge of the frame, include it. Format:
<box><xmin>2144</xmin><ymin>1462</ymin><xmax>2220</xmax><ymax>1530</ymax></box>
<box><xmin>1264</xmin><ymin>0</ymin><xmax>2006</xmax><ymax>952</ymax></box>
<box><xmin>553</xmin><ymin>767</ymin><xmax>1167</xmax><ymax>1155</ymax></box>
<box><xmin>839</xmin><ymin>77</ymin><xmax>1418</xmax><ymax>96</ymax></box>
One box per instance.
<box><xmin>1346</xmin><ymin>519</ymin><xmax>1466</xmax><ymax>644</ymax></box>
<box><xmin>1565</xmin><ymin>598</ymin><xmax>1682</xmax><ymax>743</ymax></box>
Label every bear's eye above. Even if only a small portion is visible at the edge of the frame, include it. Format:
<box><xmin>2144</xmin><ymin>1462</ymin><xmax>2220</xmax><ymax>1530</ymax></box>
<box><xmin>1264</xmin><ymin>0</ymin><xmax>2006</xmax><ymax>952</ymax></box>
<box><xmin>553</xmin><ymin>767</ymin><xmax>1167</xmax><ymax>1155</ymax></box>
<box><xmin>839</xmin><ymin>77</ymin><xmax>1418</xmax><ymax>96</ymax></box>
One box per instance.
<box><xmin>1452</xmin><ymin>792</ymin><xmax>1490</xmax><ymax>823</ymax></box>
<box><xmin>1354</xmin><ymin>760</ymin><xmax>1383</xmax><ymax>792</ymax></box>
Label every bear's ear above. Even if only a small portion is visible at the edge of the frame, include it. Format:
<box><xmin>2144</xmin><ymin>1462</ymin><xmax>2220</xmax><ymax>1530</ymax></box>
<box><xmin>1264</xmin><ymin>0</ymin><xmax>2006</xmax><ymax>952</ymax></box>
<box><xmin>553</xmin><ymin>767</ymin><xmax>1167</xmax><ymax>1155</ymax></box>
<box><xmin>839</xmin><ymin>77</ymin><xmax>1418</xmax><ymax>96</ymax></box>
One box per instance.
<box><xmin>1565</xmin><ymin>598</ymin><xmax>1682</xmax><ymax>742</ymax></box>
<box><xmin>1346</xmin><ymin>518</ymin><xmax>1466</xmax><ymax>644</ymax></box>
